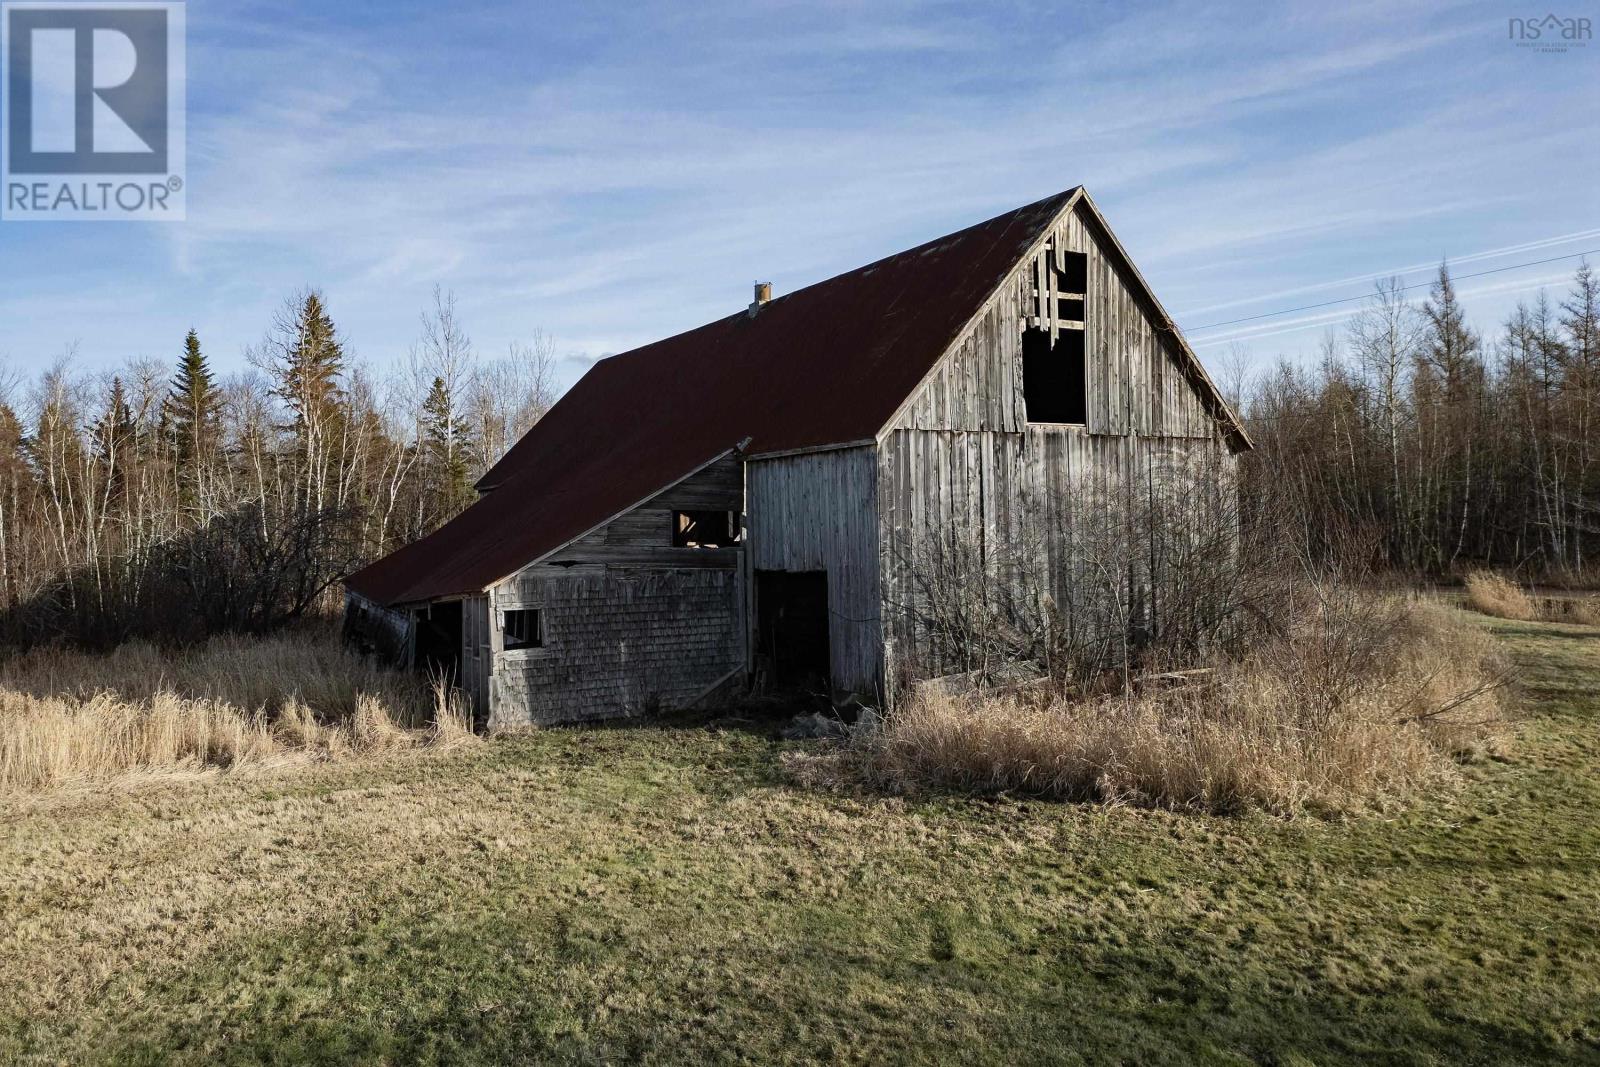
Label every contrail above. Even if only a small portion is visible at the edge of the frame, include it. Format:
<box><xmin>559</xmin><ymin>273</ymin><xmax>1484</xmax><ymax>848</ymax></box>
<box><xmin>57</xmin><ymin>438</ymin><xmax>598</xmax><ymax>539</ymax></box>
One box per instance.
<box><xmin>1188</xmin><ymin>270</ymin><xmax>1579</xmax><ymax>349</ymax></box>
<box><xmin>1177</xmin><ymin>227</ymin><xmax>1600</xmax><ymax>319</ymax></box>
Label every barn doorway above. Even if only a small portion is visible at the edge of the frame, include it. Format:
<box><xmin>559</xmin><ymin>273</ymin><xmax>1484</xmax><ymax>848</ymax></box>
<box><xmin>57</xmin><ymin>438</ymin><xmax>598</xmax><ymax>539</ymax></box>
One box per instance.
<box><xmin>756</xmin><ymin>570</ymin><xmax>831</xmax><ymax>689</ymax></box>
<box><xmin>413</xmin><ymin>600</ymin><xmax>463</xmax><ymax>687</ymax></box>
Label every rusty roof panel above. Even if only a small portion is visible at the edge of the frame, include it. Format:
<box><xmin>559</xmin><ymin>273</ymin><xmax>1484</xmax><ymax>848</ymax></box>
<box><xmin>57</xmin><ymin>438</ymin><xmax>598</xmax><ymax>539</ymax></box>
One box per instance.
<box><xmin>345</xmin><ymin>189</ymin><xmax>1078</xmax><ymax>606</ymax></box>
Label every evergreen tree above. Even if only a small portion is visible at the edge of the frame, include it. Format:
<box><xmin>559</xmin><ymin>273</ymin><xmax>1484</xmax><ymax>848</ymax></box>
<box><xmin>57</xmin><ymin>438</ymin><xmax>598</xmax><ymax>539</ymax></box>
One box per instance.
<box><xmin>265</xmin><ymin>291</ymin><xmax>350</xmax><ymax>514</ymax></box>
<box><xmin>1419</xmin><ymin>264</ymin><xmax>1487</xmax><ymax>566</ymax></box>
<box><xmin>0</xmin><ymin>403</ymin><xmax>29</xmax><ymax>486</ymax></box>
<box><xmin>165</xmin><ymin>328</ymin><xmax>221</xmax><ymax>468</ymax></box>
<box><xmin>92</xmin><ymin>377</ymin><xmax>136</xmax><ymax>506</ymax></box>
<box><xmin>1421</xmin><ymin>264</ymin><xmax>1482</xmax><ymax>393</ymax></box>
<box><xmin>165</xmin><ymin>329</ymin><xmax>222</xmax><ymax>518</ymax></box>
<box><xmin>421</xmin><ymin>375</ymin><xmax>473</xmax><ymax>520</ymax></box>
<box><xmin>277</xmin><ymin>292</ymin><xmax>345</xmax><ymax>429</ymax></box>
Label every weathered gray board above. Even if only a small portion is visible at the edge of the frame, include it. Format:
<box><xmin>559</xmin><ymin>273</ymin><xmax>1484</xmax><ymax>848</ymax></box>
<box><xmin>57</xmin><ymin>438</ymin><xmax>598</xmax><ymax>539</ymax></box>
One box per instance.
<box><xmin>877</xmin><ymin>197</ymin><xmax>1241</xmax><ymax>683</ymax></box>
<box><xmin>485</xmin><ymin>453</ymin><xmax>746</xmax><ymax>727</ymax></box>
<box><xmin>895</xmin><ymin>202</ymin><xmax>1222</xmax><ymax>439</ymax></box>
<box><xmin>745</xmin><ymin>445</ymin><xmax>882</xmax><ymax>695</ymax></box>
<box><xmin>344</xmin><ymin>591</ymin><xmax>413</xmax><ymax>664</ymax></box>
<box><xmin>461</xmin><ymin>594</ymin><xmax>491</xmax><ymax>722</ymax></box>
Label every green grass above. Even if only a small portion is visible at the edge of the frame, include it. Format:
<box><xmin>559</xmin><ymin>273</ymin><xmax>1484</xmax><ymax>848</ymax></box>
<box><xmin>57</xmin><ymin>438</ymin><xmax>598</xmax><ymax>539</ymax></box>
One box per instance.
<box><xmin>2</xmin><ymin>616</ymin><xmax>1598</xmax><ymax>1065</ymax></box>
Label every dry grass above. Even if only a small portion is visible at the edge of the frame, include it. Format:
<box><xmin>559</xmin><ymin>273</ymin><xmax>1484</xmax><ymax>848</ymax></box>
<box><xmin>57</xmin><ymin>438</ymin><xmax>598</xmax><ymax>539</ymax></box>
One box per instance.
<box><xmin>811</xmin><ymin>595</ymin><xmax>1507</xmax><ymax>815</ymax></box>
<box><xmin>0</xmin><ymin>631</ymin><xmax>475</xmax><ymax>793</ymax></box>
<box><xmin>0</xmin><ymin>618</ymin><xmax>1592</xmax><ymax>1063</ymax></box>
<box><xmin>1463</xmin><ymin>570</ymin><xmax>1539</xmax><ymax>621</ymax></box>
<box><xmin>1461</xmin><ymin>570</ymin><xmax>1600</xmax><ymax>626</ymax></box>
<box><xmin>1543</xmin><ymin>596</ymin><xmax>1600</xmax><ymax>626</ymax></box>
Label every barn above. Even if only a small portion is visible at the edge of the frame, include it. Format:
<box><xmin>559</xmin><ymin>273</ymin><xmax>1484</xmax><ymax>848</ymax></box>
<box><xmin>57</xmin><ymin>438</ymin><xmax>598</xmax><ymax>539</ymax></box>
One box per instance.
<box><xmin>343</xmin><ymin>187</ymin><xmax>1251</xmax><ymax>728</ymax></box>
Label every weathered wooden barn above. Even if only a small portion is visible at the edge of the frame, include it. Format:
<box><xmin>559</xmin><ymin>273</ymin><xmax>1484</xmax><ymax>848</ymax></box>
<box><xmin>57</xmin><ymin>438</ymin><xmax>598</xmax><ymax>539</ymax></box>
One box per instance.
<box><xmin>344</xmin><ymin>187</ymin><xmax>1251</xmax><ymax>727</ymax></box>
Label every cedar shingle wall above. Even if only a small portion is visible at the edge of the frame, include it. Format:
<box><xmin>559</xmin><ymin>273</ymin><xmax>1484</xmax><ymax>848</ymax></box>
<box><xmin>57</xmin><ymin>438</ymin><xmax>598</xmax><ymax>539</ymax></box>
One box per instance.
<box><xmin>489</xmin><ymin>568</ymin><xmax>740</xmax><ymax>726</ymax></box>
<box><xmin>486</xmin><ymin>454</ymin><xmax>746</xmax><ymax>727</ymax></box>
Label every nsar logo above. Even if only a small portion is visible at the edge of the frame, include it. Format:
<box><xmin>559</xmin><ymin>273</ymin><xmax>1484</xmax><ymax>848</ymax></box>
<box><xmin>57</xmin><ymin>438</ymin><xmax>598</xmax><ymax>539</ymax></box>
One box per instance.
<box><xmin>1508</xmin><ymin>13</ymin><xmax>1593</xmax><ymax>51</ymax></box>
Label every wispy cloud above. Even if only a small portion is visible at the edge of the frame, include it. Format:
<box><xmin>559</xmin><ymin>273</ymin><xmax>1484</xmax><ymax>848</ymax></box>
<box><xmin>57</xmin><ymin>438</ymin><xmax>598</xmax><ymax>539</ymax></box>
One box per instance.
<box><xmin>0</xmin><ymin>0</ymin><xmax>1593</xmax><ymax>388</ymax></box>
<box><xmin>1177</xmin><ymin>228</ymin><xmax>1600</xmax><ymax>319</ymax></box>
<box><xmin>1188</xmin><ymin>269</ymin><xmax>1583</xmax><ymax>352</ymax></box>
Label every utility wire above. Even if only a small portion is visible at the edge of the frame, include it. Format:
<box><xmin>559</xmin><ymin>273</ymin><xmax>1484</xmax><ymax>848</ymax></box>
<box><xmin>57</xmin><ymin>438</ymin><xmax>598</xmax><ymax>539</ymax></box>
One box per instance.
<box><xmin>1183</xmin><ymin>250</ymin><xmax>1600</xmax><ymax>333</ymax></box>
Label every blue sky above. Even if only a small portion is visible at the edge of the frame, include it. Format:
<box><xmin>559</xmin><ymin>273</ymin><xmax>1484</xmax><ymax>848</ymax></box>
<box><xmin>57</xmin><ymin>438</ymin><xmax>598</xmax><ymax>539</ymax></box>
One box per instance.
<box><xmin>1</xmin><ymin>0</ymin><xmax>1596</xmax><ymax>392</ymax></box>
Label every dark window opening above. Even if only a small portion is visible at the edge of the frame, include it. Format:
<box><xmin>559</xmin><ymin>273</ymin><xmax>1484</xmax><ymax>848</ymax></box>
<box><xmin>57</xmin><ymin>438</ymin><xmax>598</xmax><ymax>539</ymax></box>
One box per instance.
<box><xmin>674</xmin><ymin>510</ymin><xmax>736</xmax><ymax>548</ymax></box>
<box><xmin>1058</xmin><ymin>250</ymin><xmax>1088</xmax><ymax>294</ymax></box>
<box><xmin>1022</xmin><ymin>327</ymin><xmax>1087</xmax><ymax>424</ymax></box>
<box><xmin>504</xmin><ymin>608</ymin><xmax>543</xmax><ymax>651</ymax></box>
<box><xmin>1056</xmin><ymin>297</ymin><xmax>1085</xmax><ymax>322</ymax></box>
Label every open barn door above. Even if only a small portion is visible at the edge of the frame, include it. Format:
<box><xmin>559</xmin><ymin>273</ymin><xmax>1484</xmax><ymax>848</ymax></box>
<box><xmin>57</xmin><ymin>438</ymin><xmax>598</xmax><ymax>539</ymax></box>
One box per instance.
<box><xmin>413</xmin><ymin>600</ymin><xmax>463</xmax><ymax>690</ymax></box>
<box><xmin>755</xmin><ymin>570</ymin><xmax>830</xmax><ymax>690</ymax></box>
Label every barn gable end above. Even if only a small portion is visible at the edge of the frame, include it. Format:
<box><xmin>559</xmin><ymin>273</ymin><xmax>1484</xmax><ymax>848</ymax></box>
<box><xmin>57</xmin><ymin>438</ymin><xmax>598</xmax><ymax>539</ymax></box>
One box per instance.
<box><xmin>875</xmin><ymin>193</ymin><xmax>1245</xmax><ymax>681</ymax></box>
<box><xmin>887</xmin><ymin>193</ymin><xmax>1243</xmax><ymax>444</ymax></box>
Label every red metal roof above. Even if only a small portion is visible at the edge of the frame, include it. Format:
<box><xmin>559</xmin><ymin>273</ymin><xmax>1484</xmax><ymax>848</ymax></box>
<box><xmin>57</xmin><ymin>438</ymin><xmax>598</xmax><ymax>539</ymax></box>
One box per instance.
<box><xmin>346</xmin><ymin>189</ymin><xmax>1078</xmax><ymax>606</ymax></box>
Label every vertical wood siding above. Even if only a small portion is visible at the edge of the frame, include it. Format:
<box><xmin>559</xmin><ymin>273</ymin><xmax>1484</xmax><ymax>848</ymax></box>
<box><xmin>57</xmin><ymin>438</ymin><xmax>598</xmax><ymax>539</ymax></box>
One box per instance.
<box><xmin>895</xmin><ymin>201</ymin><xmax>1221</xmax><ymax>439</ymax></box>
<box><xmin>881</xmin><ymin>199</ymin><xmax>1241</xmax><ymax>682</ymax></box>
<box><xmin>745</xmin><ymin>447</ymin><xmax>882</xmax><ymax>695</ymax></box>
<box><xmin>461</xmin><ymin>595</ymin><xmax>491</xmax><ymax>723</ymax></box>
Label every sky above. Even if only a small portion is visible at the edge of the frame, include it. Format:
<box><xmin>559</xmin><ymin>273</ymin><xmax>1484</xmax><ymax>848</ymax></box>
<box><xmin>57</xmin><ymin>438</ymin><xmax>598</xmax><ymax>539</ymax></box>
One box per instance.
<box><xmin>0</xmin><ymin>0</ymin><xmax>1595</xmax><ymax>396</ymax></box>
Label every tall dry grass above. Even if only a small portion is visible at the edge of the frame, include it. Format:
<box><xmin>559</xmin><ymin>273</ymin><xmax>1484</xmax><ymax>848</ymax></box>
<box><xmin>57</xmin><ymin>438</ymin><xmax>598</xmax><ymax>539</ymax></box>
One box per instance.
<box><xmin>1461</xmin><ymin>570</ymin><xmax>1600</xmax><ymax>626</ymax></box>
<box><xmin>812</xmin><ymin>595</ymin><xmax>1507</xmax><ymax>815</ymax></box>
<box><xmin>1550</xmin><ymin>597</ymin><xmax>1600</xmax><ymax>625</ymax></box>
<box><xmin>0</xmin><ymin>631</ymin><xmax>475</xmax><ymax>793</ymax></box>
<box><xmin>1463</xmin><ymin>571</ymin><xmax>1538</xmax><ymax>621</ymax></box>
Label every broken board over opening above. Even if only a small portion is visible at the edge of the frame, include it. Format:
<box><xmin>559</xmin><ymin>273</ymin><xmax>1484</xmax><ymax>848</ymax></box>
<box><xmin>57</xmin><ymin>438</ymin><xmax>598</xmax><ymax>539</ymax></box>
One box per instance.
<box><xmin>755</xmin><ymin>570</ymin><xmax>830</xmax><ymax>689</ymax></box>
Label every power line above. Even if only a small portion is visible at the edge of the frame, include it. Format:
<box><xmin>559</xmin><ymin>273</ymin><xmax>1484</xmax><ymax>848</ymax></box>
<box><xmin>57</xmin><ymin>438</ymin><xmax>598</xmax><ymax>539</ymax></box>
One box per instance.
<box><xmin>1183</xmin><ymin>250</ymin><xmax>1600</xmax><ymax>333</ymax></box>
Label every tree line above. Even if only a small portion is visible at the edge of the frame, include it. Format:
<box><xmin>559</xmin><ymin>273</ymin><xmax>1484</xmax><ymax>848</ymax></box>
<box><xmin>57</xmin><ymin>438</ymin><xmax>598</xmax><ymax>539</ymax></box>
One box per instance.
<box><xmin>2</xmin><ymin>259</ymin><xmax>1593</xmax><ymax>652</ymax></box>
<box><xmin>1241</xmin><ymin>261</ymin><xmax>1600</xmax><ymax>580</ymax></box>
<box><xmin>0</xmin><ymin>286</ymin><xmax>554</xmax><ymax>647</ymax></box>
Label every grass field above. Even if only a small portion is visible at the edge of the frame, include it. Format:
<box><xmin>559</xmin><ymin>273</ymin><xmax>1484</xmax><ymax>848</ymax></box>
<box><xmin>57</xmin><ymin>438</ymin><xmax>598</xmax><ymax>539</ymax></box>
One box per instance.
<box><xmin>1</xmin><ymin>612</ymin><xmax>1597</xmax><ymax>1065</ymax></box>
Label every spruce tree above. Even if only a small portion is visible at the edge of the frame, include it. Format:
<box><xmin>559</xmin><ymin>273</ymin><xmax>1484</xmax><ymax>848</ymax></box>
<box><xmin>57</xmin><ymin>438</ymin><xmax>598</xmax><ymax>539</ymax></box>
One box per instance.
<box><xmin>92</xmin><ymin>377</ymin><xmax>136</xmax><ymax>505</ymax></box>
<box><xmin>278</xmin><ymin>292</ymin><xmax>345</xmax><ymax>429</ymax></box>
<box><xmin>422</xmin><ymin>375</ymin><xmax>473</xmax><ymax>519</ymax></box>
<box><xmin>165</xmin><ymin>328</ymin><xmax>221</xmax><ymax>471</ymax></box>
<box><xmin>1422</xmin><ymin>263</ymin><xmax>1481</xmax><ymax>393</ymax></box>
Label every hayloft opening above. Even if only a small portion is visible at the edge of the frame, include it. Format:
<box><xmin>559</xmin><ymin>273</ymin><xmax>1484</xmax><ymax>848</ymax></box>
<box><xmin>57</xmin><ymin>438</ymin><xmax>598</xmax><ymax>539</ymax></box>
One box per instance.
<box><xmin>503</xmin><ymin>608</ymin><xmax>543</xmax><ymax>651</ymax></box>
<box><xmin>1022</xmin><ymin>327</ymin><xmax>1087</xmax><ymax>424</ymax></box>
<box><xmin>1058</xmin><ymin>250</ymin><xmax>1088</xmax><ymax>294</ymax></box>
<box><xmin>674</xmin><ymin>510</ymin><xmax>736</xmax><ymax>548</ymax></box>
<box><xmin>1056</xmin><ymin>297</ymin><xmax>1085</xmax><ymax>323</ymax></box>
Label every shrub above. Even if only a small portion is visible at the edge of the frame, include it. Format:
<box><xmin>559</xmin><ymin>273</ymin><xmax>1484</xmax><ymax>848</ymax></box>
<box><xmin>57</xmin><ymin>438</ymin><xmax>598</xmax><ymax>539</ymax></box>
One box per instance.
<box><xmin>1463</xmin><ymin>571</ymin><xmax>1538</xmax><ymax>621</ymax></box>
<box><xmin>805</xmin><ymin>594</ymin><xmax>1506</xmax><ymax>816</ymax></box>
<box><xmin>0</xmin><ymin>630</ymin><xmax>475</xmax><ymax>793</ymax></box>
